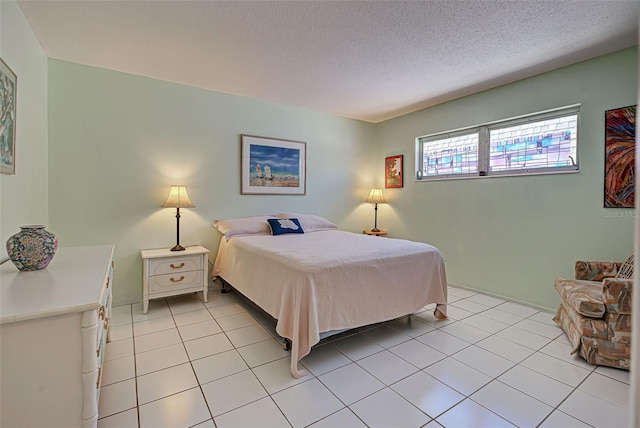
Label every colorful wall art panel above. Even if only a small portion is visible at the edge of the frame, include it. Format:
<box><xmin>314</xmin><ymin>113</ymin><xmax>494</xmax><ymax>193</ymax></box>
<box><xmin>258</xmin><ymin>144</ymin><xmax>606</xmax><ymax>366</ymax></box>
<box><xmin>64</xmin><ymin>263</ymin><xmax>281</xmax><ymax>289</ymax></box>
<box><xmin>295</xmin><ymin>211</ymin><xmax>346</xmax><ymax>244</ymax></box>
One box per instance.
<box><xmin>604</xmin><ymin>105</ymin><xmax>636</xmax><ymax>208</ymax></box>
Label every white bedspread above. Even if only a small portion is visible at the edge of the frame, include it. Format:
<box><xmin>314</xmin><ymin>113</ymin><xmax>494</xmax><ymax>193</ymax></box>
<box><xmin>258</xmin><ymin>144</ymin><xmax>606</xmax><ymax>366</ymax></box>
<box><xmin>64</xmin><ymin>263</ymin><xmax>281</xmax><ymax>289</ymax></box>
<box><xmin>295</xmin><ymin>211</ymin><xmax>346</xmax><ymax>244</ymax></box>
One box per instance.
<box><xmin>212</xmin><ymin>230</ymin><xmax>447</xmax><ymax>377</ymax></box>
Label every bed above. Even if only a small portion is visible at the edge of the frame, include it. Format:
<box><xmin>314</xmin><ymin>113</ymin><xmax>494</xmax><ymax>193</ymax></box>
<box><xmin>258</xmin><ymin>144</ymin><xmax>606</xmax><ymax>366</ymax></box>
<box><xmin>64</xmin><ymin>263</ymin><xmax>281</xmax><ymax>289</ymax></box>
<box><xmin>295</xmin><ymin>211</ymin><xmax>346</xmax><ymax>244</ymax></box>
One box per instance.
<box><xmin>211</xmin><ymin>214</ymin><xmax>448</xmax><ymax>378</ymax></box>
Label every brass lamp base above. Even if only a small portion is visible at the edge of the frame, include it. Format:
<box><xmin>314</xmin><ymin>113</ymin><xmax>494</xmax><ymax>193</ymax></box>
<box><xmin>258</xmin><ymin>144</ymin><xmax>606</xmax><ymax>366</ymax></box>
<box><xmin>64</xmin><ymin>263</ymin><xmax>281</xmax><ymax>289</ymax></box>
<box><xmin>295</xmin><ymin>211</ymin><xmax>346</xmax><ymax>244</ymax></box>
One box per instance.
<box><xmin>170</xmin><ymin>207</ymin><xmax>186</xmax><ymax>251</ymax></box>
<box><xmin>371</xmin><ymin>202</ymin><xmax>381</xmax><ymax>233</ymax></box>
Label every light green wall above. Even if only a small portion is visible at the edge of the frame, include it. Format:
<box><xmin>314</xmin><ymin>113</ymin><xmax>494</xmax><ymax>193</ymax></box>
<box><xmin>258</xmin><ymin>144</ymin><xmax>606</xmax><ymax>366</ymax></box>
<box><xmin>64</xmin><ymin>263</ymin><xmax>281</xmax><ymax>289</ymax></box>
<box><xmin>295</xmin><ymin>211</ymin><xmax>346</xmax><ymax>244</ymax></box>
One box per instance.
<box><xmin>0</xmin><ymin>0</ymin><xmax>49</xmax><ymax>261</ymax></box>
<box><xmin>47</xmin><ymin>60</ymin><xmax>377</xmax><ymax>305</ymax></box>
<box><xmin>9</xmin><ymin>7</ymin><xmax>637</xmax><ymax>310</ymax></box>
<box><xmin>376</xmin><ymin>47</ymin><xmax>637</xmax><ymax>310</ymax></box>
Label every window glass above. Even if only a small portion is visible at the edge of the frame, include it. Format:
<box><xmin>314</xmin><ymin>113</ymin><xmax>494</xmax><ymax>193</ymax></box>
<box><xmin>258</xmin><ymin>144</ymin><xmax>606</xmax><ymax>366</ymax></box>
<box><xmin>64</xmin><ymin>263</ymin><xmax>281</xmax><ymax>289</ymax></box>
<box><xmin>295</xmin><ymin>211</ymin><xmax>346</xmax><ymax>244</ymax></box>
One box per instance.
<box><xmin>416</xmin><ymin>106</ymin><xmax>579</xmax><ymax>180</ymax></box>
<box><xmin>489</xmin><ymin>115</ymin><xmax>577</xmax><ymax>173</ymax></box>
<box><xmin>421</xmin><ymin>132</ymin><xmax>479</xmax><ymax>178</ymax></box>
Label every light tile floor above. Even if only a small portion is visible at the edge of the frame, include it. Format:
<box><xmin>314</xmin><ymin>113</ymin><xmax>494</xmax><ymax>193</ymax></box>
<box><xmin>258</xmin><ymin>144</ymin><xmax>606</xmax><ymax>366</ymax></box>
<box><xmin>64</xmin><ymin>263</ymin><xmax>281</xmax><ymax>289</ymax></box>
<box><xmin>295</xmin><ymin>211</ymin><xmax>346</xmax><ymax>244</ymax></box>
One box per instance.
<box><xmin>98</xmin><ymin>284</ymin><xmax>631</xmax><ymax>428</ymax></box>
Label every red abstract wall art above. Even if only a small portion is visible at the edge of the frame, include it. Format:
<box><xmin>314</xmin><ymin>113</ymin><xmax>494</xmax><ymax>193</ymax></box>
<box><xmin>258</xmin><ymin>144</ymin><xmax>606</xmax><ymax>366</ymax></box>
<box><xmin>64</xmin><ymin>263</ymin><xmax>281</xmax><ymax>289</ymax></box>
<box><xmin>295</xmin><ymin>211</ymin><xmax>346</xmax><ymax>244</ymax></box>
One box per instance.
<box><xmin>604</xmin><ymin>105</ymin><xmax>636</xmax><ymax>208</ymax></box>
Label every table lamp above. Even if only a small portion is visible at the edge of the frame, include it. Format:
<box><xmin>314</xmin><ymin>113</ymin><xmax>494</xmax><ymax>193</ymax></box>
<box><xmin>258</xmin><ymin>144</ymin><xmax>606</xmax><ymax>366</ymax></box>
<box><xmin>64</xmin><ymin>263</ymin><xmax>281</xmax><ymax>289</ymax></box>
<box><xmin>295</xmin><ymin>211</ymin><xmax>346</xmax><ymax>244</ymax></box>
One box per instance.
<box><xmin>161</xmin><ymin>185</ymin><xmax>195</xmax><ymax>251</ymax></box>
<box><xmin>365</xmin><ymin>188</ymin><xmax>386</xmax><ymax>232</ymax></box>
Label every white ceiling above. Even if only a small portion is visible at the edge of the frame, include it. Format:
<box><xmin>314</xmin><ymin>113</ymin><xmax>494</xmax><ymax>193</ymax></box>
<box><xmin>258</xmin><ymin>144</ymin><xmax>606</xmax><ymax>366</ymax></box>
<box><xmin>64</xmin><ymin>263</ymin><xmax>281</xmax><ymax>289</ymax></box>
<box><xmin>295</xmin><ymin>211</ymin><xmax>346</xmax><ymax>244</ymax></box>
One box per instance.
<box><xmin>17</xmin><ymin>0</ymin><xmax>639</xmax><ymax>123</ymax></box>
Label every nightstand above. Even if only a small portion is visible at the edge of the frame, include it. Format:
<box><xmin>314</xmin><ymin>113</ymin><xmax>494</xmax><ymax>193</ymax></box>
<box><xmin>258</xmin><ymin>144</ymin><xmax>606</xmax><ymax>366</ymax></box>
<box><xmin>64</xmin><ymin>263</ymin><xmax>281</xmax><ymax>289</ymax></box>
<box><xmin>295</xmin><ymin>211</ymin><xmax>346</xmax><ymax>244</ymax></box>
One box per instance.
<box><xmin>363</xmin><ymin>229</ymin><xmax>388</xmax><ymax>237</ymax></box>
<box><xmin>141</xmin><ymin>245</ymin><xmax>210</xmax><ymax>314</ymax></box>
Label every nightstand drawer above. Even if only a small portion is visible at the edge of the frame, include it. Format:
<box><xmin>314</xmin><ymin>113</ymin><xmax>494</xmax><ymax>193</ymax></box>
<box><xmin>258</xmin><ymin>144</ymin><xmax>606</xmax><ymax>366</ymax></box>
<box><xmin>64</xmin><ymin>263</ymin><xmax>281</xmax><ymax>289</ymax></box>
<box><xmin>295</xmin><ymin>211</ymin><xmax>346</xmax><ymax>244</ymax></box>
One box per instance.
<box><xmin>149</xmin><ymin>270</ymin><xmax>203</xmax><ymax>293</ymax></box>
<box><xmin>149</xmin><ymin>254</ymin><xmax>202</xmax><ymax>276</ymax></box>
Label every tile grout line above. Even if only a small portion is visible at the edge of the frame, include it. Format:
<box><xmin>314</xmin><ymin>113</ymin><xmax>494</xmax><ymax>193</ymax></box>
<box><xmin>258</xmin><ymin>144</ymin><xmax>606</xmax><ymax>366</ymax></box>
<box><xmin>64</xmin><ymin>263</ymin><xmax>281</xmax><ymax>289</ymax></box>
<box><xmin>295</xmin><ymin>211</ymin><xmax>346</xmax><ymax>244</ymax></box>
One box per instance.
<box><xmin>415</xmin><ymin>297</ymin><xmax>592</xmax><ymax>426</ymax></box>
<box><xmin>195</xmin><ymin>290</ymin><xmax>297</xmax><ymax>426</ymax></box>
<box><xmin>102</xmin><ymin>287</ymin><xmax>630</xmax><ymax>428</ymax></box>
<box><xmin>131</xmin><ymin>305</ymin><xmax>142</xmax><ymax>428</ymax></box>
<box><xmin>170</xmin><ymin>296</ymin><xmax>213</xmax><ymax>426</ymax></box>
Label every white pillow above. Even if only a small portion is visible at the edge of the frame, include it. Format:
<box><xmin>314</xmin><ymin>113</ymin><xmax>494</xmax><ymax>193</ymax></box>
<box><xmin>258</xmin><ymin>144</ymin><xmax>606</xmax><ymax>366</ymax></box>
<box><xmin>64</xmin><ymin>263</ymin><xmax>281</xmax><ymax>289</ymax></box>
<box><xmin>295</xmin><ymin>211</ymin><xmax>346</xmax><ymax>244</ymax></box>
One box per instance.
<box><xmin>276</xmin><ymin>213</ymin><xmax>338</xmax><ymax>232</ymax></box>
<box><xmin>213</xmin><ymin>215</ymin><xmax>275</xmax><ymax>240</ymax></box>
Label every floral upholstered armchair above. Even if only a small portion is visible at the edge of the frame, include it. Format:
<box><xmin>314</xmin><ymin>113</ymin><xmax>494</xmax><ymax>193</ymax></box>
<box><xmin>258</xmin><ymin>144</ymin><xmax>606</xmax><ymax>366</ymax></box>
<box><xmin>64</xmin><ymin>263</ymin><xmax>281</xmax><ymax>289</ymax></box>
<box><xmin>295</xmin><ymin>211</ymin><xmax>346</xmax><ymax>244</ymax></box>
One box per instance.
<box><xmin>553</xmin><ymin>253</ymin><xmax>633</xmax><ymax>370</ymax></box>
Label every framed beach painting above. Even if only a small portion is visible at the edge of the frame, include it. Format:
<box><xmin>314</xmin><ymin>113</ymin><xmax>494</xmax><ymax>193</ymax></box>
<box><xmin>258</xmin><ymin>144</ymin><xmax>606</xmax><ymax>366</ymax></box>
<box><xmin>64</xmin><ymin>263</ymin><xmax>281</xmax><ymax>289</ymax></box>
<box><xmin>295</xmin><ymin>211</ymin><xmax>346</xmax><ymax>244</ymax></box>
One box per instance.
<box><xmin>0</xmin><ymin>58</ymin><xmax>17</xmax><ymax>175</ymax></box>
<box><xmin>604</xmin><ymin>105</ymin><xmax>636</xmax><ymax>208</ymax></box>
<box><xmin>385</xmin><ymin>155</ymin><xmax>403</xmax><ymax>188</ymax></box>
<box><xmin>241</xmin><ymin>134</ymin><xmax>306</xmax><ymax>195</ymax></box>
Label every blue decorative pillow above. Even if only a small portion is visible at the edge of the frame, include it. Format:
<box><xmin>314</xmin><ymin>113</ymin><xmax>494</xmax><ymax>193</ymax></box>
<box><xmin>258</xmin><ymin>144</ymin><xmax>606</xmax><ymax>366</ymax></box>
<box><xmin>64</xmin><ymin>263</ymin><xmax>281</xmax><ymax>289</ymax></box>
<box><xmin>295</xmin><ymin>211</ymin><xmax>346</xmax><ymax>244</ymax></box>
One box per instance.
<box><xmin>267</xmin><ymin>218</ymin><xmax>305</xmax><ymax>235</ymax></box>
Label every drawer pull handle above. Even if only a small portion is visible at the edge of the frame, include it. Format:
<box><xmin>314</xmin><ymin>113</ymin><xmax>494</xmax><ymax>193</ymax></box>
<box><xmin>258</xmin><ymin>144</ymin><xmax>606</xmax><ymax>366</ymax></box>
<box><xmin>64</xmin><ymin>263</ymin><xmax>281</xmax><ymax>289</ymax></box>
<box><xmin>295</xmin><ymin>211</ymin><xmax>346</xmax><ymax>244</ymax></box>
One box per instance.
<box><xmin>96</xmin><ymin>368</ymin><xmax>102</xmax><ymax>389</ymax></box>
<box><xmin>170</xmin><ymin>276</ymin><xmax>185</xmax><ymax>283</ymax></box>
<box><xmin>170</xmin><ymin>263</ymin><xmax>185</xmax><ymax>269</ymax></box>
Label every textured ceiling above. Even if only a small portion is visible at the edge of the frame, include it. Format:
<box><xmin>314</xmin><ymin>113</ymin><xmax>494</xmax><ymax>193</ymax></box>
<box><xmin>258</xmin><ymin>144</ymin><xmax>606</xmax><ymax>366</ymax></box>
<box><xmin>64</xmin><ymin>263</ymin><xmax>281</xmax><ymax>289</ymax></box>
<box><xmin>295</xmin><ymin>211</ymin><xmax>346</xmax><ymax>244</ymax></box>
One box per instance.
<box><xmin>17</xmin><ymin>0</ymin><xmax>639</xmax><ymax>123</ymax></box>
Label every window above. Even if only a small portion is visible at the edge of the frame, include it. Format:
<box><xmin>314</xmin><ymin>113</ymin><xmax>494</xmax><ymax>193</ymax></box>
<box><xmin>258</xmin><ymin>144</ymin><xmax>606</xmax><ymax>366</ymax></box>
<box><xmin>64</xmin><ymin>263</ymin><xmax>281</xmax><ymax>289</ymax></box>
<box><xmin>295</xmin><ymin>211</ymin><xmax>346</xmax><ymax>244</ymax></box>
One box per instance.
<box><xmin>422</xmin><ymin>130</ymin><xmax>479</xmax><ymax>177</ymax></box>
<box><xmin>416</xmin><ymin>105</ymin><xmax>579</xmax><ymax>180</ymax></box>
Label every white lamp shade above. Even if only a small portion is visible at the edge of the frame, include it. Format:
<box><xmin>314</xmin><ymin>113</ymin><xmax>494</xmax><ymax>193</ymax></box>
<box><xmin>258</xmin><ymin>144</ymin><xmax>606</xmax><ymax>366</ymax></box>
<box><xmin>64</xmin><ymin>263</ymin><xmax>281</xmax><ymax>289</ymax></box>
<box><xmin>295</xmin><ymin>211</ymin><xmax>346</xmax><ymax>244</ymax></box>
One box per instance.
<box><xmin>365</xmin><ymin>188</ymin><xmax>386</xmax><ymax>204</ymax></box>
<box><xmin>161</xmin><ymin>185</ymin><xmax>195</xmax><ymax>208</ymax></box>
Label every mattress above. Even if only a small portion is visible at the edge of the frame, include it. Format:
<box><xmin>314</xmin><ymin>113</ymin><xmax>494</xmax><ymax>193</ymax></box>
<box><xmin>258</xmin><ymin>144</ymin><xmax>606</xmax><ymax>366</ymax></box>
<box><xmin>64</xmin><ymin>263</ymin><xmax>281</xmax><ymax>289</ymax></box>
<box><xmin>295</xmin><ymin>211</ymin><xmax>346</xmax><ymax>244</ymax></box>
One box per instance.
<box><xmin>212</xmin><ymin>229</ymin><xmax>448</xmax><ymax>377</ymax></box>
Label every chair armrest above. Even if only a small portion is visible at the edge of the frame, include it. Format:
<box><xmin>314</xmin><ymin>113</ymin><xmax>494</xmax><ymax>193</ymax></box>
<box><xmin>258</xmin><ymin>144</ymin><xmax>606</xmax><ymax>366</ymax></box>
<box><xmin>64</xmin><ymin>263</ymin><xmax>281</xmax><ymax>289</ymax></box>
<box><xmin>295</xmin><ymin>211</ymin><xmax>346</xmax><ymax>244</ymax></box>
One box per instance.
<box><xmin>575</xmin><ymin>261</ymin><xmax>622</xmax><ymax>281</ymax></box>
<box><xmin>602</xmin><ymin>278</ymin><xmax>632</xmax><ymax>314</ymax></box>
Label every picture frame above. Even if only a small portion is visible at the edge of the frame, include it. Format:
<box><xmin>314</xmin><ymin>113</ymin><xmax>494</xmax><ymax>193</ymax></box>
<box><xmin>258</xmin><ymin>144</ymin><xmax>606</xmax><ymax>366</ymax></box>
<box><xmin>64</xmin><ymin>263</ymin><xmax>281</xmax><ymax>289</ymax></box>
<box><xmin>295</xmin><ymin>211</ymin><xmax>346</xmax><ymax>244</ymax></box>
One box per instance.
<box><xmin>0</xmin><ymin>58</ymin><xmax>17</xmax><ymax>175</ymax></box>
<box><xmin>604</xmin><ymin>105</ymin><xmax>636</xmax><ymax>208</ymax></box>
<box><xmin>385</xmin><ymin>155</ymin><xmax>403</xmax><ymax>188</ymax></box>
<box><xmin>241</xmin><ymin>134</ymin><xmax>306</xmax><ymax>195</ymax></box>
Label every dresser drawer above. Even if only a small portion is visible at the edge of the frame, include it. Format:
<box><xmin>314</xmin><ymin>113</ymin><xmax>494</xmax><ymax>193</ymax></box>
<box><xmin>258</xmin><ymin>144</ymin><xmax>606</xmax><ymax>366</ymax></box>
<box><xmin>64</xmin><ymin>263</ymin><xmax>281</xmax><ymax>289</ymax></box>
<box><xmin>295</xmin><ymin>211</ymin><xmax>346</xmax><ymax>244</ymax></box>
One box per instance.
<box><xmin>149</xmin><ymin>255</ymin><xmax>202</xmax><ymax>276</ymax></box>
<box><xmin>149</xmin><ymin>270</ymin><xmax>203</xmax><ymax>293</ymax></box>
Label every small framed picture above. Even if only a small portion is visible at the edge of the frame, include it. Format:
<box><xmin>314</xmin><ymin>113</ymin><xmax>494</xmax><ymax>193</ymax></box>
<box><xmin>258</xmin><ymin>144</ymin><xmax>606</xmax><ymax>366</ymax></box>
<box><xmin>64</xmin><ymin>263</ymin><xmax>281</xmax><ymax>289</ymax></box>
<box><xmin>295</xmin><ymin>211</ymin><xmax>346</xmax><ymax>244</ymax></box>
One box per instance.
<box><xmin>241</xmin><ymin>134</ymin><xmax>306</xmax><ymax>195</ymax></box>
<box><xmin>385</xmin><ymin>155</ymin><xmax>403</xmax><ymax>188</ymax></box>
<box><xmin>1</xmin><ymin>58</ymin><xmax>17</xmax><ymax>175</ymax></box>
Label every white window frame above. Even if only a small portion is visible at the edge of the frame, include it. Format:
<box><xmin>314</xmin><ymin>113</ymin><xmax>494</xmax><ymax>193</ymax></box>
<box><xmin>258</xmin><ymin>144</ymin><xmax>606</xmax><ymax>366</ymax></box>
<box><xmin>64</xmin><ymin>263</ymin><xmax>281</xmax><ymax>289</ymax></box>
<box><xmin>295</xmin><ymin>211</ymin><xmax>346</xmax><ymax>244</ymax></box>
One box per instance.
<box><xmin>415</xmin><ymin>105</ymin><xmax>580</xmax><ymax>181</ymax></box>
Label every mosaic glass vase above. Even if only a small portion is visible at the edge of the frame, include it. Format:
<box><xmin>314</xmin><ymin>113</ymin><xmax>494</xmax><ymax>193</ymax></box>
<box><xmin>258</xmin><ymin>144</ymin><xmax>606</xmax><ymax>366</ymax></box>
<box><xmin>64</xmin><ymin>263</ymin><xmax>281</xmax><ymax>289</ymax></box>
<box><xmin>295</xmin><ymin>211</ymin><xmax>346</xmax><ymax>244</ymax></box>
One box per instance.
<box><xmin>6</xmin><ymin>225</ymin><xmax>58</xmax><ymax>271</ymax></box>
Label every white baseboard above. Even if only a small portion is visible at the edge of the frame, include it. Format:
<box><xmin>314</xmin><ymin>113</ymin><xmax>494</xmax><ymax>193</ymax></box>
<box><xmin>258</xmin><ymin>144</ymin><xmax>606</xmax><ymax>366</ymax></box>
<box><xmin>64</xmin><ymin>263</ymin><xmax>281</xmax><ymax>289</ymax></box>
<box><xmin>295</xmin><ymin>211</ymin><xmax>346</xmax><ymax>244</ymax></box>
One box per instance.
<box><xmin>447</xmin><ymin>282</ymin><xmax>556</xmax><ymax>313</ymax></box>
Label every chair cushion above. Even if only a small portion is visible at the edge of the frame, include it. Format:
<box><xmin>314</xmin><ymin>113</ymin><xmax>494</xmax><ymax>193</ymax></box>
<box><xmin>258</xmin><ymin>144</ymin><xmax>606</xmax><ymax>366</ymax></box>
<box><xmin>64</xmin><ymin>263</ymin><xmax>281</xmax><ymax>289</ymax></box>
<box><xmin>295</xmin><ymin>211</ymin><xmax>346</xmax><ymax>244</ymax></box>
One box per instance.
<box><xmin>602</xmin><ymin>278</ymin><xmax>633</xmax><ymax>314</ymax></box>
<box><xmin>553</xmin><ymin>304</ymin><xmax>582</xmax><ymax>353</ymax></box>
<box><xmin>575</xmin><ymin>261</ymin><xmax>621</xmax><ymax>281</ymax></box>
<box><xmin>554</xmin><ymin>278</ymin><xmax>605</xmax><ymax>317</ymax></box>
<box><xmin>554</xmin><ymin>304</ymin><xmax>631</xmax><ymax>370</ymax></box>
<box><xmin>580</xmin><ymin>337</ymin><xmax>630</xmax><ymax>370</ymax></box>
<box><xmin>605</xmin><ymin>312</ymin><xmax>632</xmax><ymax>344</ymax></box>
<box><xmin>558</xmin><ymin>301</ymin><xmax>608</xmax><ymax>340</ymax></box>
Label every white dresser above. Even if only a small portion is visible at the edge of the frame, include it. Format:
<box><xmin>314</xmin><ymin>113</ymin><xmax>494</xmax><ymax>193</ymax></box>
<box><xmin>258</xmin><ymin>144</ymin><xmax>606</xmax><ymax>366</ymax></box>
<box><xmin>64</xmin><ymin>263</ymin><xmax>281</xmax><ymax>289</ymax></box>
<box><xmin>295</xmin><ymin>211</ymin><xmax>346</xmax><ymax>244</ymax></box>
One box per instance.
<box><xmin>0</xmin><ymin>245</ymin><xmax>114</xmax><ymax>428</ymax></box>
